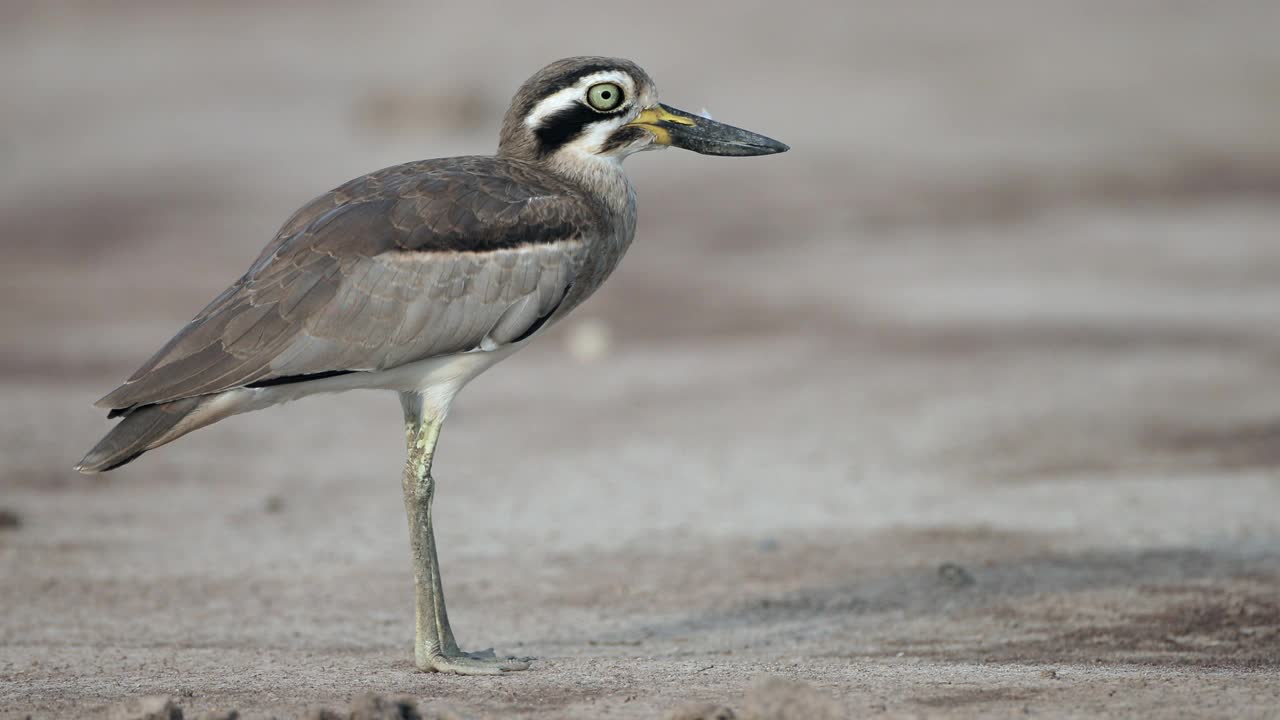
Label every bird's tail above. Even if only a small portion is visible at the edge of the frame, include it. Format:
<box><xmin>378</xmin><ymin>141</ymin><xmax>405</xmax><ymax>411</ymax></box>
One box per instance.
<box><xmin>76</xmin><ymin>395</ymin><xmax>230</xmax><ymax>473</ymax></box>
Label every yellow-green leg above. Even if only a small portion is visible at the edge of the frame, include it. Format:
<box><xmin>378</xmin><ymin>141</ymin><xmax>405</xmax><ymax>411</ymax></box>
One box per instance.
<box><xmin>400</xmin><ymin>392</ymin><xmax>531</xmax><ymax>675</ymax></box>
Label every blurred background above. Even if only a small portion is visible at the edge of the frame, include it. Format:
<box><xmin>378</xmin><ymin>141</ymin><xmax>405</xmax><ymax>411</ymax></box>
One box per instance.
<box><xmin>2</xmin><ymin>2</ymin><xmax>1279</xmax><ymax>717</ymax></box>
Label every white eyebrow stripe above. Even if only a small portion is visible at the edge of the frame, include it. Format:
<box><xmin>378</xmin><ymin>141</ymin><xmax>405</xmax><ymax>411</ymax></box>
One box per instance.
<box><xmin>523</xmin><ymin>71</ymin><xmax>635</xmax><ymax>128</ymax></box>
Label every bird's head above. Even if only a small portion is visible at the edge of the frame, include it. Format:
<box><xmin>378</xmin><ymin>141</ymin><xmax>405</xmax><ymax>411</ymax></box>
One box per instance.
<box><xmin>498</xmin><ymin>56</ymin><xmax>788</xmax><ymax>168</ymax></box>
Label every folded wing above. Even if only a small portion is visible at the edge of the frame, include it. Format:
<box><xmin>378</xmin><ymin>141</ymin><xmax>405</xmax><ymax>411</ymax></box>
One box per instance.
<box><xmin>97</xmin><ymin>158</ymin><xmax>600</xmax><ymax>412</ymax></box>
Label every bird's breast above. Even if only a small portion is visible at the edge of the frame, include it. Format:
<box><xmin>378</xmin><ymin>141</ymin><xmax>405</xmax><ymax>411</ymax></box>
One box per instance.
<box><xmin>554</xmin><ymin>179</ymin><xmax>637</xmax><ymax>322</ymax></box>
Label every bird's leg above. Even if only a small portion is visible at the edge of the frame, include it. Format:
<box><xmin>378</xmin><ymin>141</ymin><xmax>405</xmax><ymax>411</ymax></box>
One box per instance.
<box><xmin>399</xmin><ymin>392</ymin><xmax>531</xmax><ymax>675</ymax></box>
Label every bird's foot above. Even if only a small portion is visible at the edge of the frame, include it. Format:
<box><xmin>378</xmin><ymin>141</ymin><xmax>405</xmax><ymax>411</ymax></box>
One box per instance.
<box><xmin>417</xmin><ymin>646</ymin><xmax>533</xmax><ymax>675</ymax></box>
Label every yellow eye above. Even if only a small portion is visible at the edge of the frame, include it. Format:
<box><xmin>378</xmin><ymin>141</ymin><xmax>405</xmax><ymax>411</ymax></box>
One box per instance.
<box><xmin>586</xmin><ymin>82</ymin><xmax>624</xmax><ymax>111</ymax></box>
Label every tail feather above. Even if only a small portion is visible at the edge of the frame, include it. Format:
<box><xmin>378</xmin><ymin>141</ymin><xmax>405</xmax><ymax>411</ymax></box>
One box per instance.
<box><xmin>76</xmin><ymin>395</ymin><xmax>221</xmax><ymax>473</ymax></box>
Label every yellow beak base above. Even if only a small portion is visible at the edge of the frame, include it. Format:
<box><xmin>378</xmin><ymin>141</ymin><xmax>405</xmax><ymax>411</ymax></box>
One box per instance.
<box><xmin>626</xmin><ymin>106</ymin><xmax>696</xmax><ymax>146</ymax></box>
<box><xmin>625</xmin><ymin>103</ymin><xmax>789</xmax><ymax>156</ymax></box>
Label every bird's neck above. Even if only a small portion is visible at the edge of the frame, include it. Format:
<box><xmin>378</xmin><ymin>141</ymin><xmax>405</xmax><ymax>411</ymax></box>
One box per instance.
<box><xmin>497</xmin><ymin>132</ymin><xmax>634</xmax><ymax>219</ymax></box>
<box><xmin>539</xmin><ymin>152</ymin><xmax>636</xmax><ymax>222</ymax></box>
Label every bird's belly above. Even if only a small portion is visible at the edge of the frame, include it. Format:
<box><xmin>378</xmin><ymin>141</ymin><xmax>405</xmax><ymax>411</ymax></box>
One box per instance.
<box><xmin>238</xmin><ymin>344</ymin><xmax>526</xmax><ymax>415</ymax></box>
<box><xmin>364</xmin><ymin>344</ymin><xmax>525</xmax><ymax>393</ymax></box>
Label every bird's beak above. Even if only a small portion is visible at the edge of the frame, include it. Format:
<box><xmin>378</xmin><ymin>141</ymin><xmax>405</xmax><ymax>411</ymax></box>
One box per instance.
<box><xmin>627</xmin><ymin>103</ymin><xmax>789</xmax><ymax>156</ymax></box>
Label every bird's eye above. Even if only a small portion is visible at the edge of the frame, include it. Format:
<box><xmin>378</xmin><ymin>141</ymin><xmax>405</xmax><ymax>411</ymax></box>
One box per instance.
<box><xmin>586</xmin><ymin>82</ymin><xmax>624</xmax><ymax>112</ymax></box>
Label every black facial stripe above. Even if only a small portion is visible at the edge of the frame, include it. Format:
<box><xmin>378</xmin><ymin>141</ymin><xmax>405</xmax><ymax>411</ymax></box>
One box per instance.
<box><xmin>534</xmin><ymin>102</ymin><xmax>608</xmax><ymax>157</ymax></box>
<box><xmin>600</xmin><ymin>126</ymin><xmax>647</xmax><ymax>153</ymax></box>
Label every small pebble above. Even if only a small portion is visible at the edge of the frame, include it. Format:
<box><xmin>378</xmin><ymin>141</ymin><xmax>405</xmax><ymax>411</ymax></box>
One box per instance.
<box><xmin>667</xmin><ymin>703</ymin><xmax>736</xmax><ymax>720</ymax></box>
<box><xmin>938</xmin><ymin>562</ymin><xmax>976</xmax><ymax>588</ymax></box>
<box><xmin>0</xmin><ymin>508</ymin><xmax>22</xmax><ymax>531</ymax></box>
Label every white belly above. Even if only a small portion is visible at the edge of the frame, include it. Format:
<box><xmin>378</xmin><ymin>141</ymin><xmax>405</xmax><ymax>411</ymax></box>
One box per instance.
<box><xmin>215</xmin><ymin>343</ymin><xmax>526</xmax><ymax>421</ymax></box>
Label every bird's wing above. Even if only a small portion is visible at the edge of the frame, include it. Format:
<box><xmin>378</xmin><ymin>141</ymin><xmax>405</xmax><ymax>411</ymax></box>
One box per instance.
<box><xmin>96</xmin><ymin>160</ymin><xmax>600</xmax><ymax>411</ymax></box>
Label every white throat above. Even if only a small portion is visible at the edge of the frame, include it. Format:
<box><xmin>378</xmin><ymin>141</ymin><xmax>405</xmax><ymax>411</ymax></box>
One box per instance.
<box><xmin>546</xmin><ymin>147</ymin><xmax>635</xmax><ymax>219</ymax></box>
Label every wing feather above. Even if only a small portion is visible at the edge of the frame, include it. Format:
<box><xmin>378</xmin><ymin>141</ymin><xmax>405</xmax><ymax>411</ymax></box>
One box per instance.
<box><xmin>97</xmin><ymin>157</ymin><xmax>600</xmax><ymax>411</ymax></box>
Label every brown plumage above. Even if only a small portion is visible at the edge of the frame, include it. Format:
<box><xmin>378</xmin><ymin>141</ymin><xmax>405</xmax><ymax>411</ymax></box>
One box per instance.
<box><xmin>95</xmin><ymin>158</ymin><xmax>605</xmax><ymax>414</ymax></box>
<box><xmin>85</xmin><ymin>58</ymin><xmax>743</xmax><ymax>474</ymax></box>
<box><xmin>76</xmin><ymin>56</ymin><xmax>786</xmax><ymax>676</ymax></box>
<box><xmin>82</xmin><ymin>58</ymin><xmax>679</xmax><ymax>466</ymax></box>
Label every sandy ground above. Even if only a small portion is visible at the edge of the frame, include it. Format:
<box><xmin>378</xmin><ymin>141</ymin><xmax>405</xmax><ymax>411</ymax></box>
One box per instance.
<box><xmin>3</xmin><ymin>2</ymin><xmax>1280</xmax><ymax>717</ymax></box>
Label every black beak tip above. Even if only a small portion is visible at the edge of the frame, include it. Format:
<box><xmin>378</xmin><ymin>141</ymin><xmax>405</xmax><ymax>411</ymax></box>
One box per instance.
<box><xmin>733</xmin><ymin>136</ymin><xmax>789</xmax><ymax>156</ymax></box>
<box><xmin>763</xmin><ymin>138</ymin><xmax>790</xmax><ymax>154</ymax></box>
<box><xmin>655</xmin><ymin>103</ymin><xmax>790</xmax><ymax>157</ymax></box>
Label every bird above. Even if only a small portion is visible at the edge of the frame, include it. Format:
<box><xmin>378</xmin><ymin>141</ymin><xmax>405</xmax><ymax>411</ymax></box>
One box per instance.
<box><xmin>76</xmin><ymin>56</ymin><xmax>788</xmax><ymax>675</ymax></box>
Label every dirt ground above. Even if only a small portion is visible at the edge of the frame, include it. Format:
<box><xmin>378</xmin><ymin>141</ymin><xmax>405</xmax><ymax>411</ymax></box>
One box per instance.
<box><xmin>3</xmin><ymin>2</ymin><xmax>1280</xmax><ymax>718</ymax></box>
